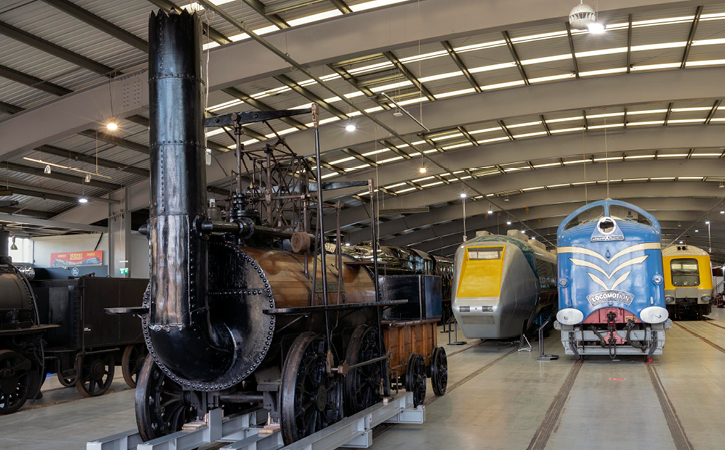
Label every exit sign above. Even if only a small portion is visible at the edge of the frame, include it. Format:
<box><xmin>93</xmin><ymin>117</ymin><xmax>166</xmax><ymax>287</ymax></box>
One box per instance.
<box><xmin>119</xmin><ymin>268</ymin><xmax>129</xmax><ymax>275</ymax></box>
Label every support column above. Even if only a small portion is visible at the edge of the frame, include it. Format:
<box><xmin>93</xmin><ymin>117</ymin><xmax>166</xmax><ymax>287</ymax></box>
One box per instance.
<box><xmin>108</xmin><ymin>188</ymin><xmax>131</xmax><ymax>278</ymax></box>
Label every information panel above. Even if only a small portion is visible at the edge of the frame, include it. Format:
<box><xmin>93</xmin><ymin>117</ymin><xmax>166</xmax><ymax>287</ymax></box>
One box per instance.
<box><xmin>50</xmin><ymin>250</ymin><xmax>103</xmax><ymax>267</ymax></box>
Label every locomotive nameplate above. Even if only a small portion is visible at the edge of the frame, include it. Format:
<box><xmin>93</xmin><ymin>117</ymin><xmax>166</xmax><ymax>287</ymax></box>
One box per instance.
<box><xmin>314</xmin><ymin>281</ymin><xmax>344</xmax><ymax>293</ymax></box>
<box><xmin>587</xmin><ymin>290</ymin><xmax>634</xmax><ymax>306</ymax></box>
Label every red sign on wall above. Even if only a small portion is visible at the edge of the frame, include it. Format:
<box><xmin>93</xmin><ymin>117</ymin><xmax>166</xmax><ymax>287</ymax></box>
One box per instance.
<box><xmin>50</xmin><ymin>250</ymin><xmax>103</xmax><ymax>267</ymax></box>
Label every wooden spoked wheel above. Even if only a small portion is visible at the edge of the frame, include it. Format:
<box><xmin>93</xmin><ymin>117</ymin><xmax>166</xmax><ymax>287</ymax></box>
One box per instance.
<box><xmin>122</xmin><ymin>344</ymin><xmax>147</xmax><ymax>388</ymax></box>
<box><xmin>281</xmin><ymin>333</ymin><xmax>343</xmax><ymax>445</ymax></box>
<box><xmin>0</xmin><ymin>350</ymin><xmax>31</xmax><ymax>414</ymax></box>
<box><xmin>75</xmin><ymin>353</ymin><xmax>115</xmax><ymax>397</ymax></box>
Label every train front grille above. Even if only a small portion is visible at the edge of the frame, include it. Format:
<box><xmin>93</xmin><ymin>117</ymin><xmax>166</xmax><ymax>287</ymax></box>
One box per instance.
<box><xmin>460</xmin><ymin>315</ymin><xmax>495</xmax><ymax>324</ymax></box>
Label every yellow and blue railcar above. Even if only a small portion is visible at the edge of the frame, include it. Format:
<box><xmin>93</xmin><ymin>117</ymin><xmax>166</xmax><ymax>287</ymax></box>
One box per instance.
<box><xmin>452</xmin><ymin>231</ymin><xmax>557</xmax><ymax>339</ymax></box>
<box><xmin>663</xmin><ymin>245</ymin><xmax>714</xmax><ymax>319</ymax></box>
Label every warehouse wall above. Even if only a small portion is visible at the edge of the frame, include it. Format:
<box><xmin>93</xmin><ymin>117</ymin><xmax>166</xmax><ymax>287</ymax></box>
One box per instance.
<box><xmin>32</xmin><ymin>233</ymin><xmax>108</xmax><ymax>268</ymax></box>
<box><xmin>31</xmin><ymin>232</ymin><xmax>150</xmax><ymax>280</ymax></box>
<box><xmin>130</xmin><ymin>231</ymin><xmax>150</xmax><ymax>279</ymax></box>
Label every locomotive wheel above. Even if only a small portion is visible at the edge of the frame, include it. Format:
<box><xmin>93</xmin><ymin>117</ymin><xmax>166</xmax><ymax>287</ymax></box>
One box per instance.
<box><xmin>281</xmin><ymin>333</ymin><xmax>343</xmax><ymax>445</ymax></box>
<box><xmin>430</xmin><ymin>347</ymin><xmax>448</xmax><ymax>396</ymax></box>
<box><xmin>122</xmin><ymin>344</ymin><xmax>147</xmax><ymax>388</ymax></box>
<box><xmin>0</xmin><ymin>350</ymin><xmax>31</xmax><ymax>414</ymax></box>
<box><xmin>344</xmin><ymin>325</ymin><xmax>384</xmax><ymax>415</ymax></box>
<box><xmin>56</xmin><ymin>372</ymin><xmax>76</xmax><ymax>388</ymax></box>
<box><xmin>405</xmin><ymin>353</ymin><xmax>426</xmax><ymax>407</ymax></box>
<box><xmin>136</xmin><ymin>354</ymin><xmax>199</xmax><ymax>441</ymax></box>
<box><xmin>75</xmin><ymin>353</ymin><xmax>115</xmax><ymax>397</ymax></box>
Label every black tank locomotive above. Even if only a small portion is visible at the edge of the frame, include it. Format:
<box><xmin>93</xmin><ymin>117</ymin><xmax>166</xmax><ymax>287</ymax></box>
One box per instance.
<box><xmin>0</xmin><ymin>228</ymin><xmax>55</xmax><ymax>414</ymax></box>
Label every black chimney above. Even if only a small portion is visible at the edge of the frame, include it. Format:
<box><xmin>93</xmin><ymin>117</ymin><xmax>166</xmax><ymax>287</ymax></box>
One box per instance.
<box><xmin>147</xmin><ymin>9</ymin><xmax>231</xmax><ymax>383</ymax></box>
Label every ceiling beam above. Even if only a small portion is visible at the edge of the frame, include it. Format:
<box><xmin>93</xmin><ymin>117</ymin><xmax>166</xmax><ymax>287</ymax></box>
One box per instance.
<box><xmin>36</xmin><ymin>144</ymin><xmax>148</xmax><ymax>177</ymax></box>
<box><xmin>565</xmin><ymin>23</ymin><xmax>579</xmax><ymax>78</ymax></box>
<box><xmin>78</xmin><ymin>130</ymin><xmax>149</xmax><ymax>154</ymax></box>
<box><xmin>222</xmin><ymin>87</ymin><xmax>308</xmax><ymax>130</ymax></box>
<box><xmin>41</xmin><ymin>0</ymin><xmax>148</xmax><ymax>52</ymax></box>
<box><xmin>0</xmin><ymin>20</ymin><xmax>116</xmax><ymax>76</ymax></box>
<box><xmin>380</xmin><ymin>140</ymin><xmax>411</xmax><ymax>159</ymax></box>
<box><xmin>342</xmin><ymin>148</ymin><xmax>378</xmax><ymax>167</ymax></box>
<box><xmin>3</xmin><ymin>161</ymin><xmax>121</xmax><ymax>190</ymax></box>
<box><xmin>0</xmin><ymin>101</ymin><xmax>22</xmax><ymax>115</ymax></box>
<box><xmin>0</xmin><ymin>64</ymin><xmax>72</xmax><ymax>96</ymax></box>
<box><xmin>243</xmin><ymin>0</ymin><xmax>290</xmax><ymax>29</ymax></box>
<box><xmin>0</xmin><ymin>213</ymin><xmax>107</xmax><ymax>233</ymax></box>
<box><xmin>383</xmin><ymin>51</ymin><xmax>436</xmax><ymax>102</ymax></box>
<box><xmin>2</xmin><ymin>181</ymin><xmax>119</xmax><ymax>205</ymax></box>
<box><xmin>0</xmin><ymin>208</ymin><xmax>56</xmax><ymax>219</ymax></box>
<box><xmin>626</xmin><ymin>14</ymin><xmax>633</xmax><ymax>73</ymax></box>
<box><xmin>274</xmin><ymin>74</ymin><xmax>348</xmax><ymax>119</ymax></box>
<box><xmin>457</xmin><ymin>126</ymin><xmax>478</xmax><ymax>146</ymax></box>
<box><xmin>329</xmin><ymin>0</ymin><xmax>352</xmax><ymax>14</ymax></box>
<box><xmin>705</xmin><ymin>99</ymin><xmax>721</xmax><ymax>125</ymax></box>
<box><xmin>664</xmin><ymin>102</ymin><xmax>673</xmax><ymax>125</ymax></box>
<box><xmin>328</xmin><ymin>64</ymin><xmax>392</xmax><ymax>110</ymax></box>
<box><xmin>441</xmin><ymin>40</ymin><xmax>481</xmax><ymax>92</ymax></box>
<box><xmin>498</xmin><ymin>120</ymin><xmax>514</xmax><ymax>140</ymax></box>
<box><xmin>681</xmin><ymin>5</ymin><xmax>703</xmax><ymax>69</ymax></box>
<box><xmin>502</xmin><ymin>30</ymin><xmax>529</xmax><ymax>85</ymax></box>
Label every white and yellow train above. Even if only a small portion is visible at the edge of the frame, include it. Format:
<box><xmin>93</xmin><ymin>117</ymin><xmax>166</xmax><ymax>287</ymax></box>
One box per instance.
<box><xmin>663</xmin><ymin>245</ymin><xmax>714</xmax><ymax>319</ymax></box>
<box><xmin>452</xmin><ymin>230</ymin><xmax>557</xmax><ymax>339</ymax></box>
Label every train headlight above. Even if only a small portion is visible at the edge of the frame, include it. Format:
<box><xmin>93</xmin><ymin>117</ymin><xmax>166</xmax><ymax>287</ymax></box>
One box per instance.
<box><xmin>556</xmin><ymin>308</ymin><xmax>583</xmax><ymax>325</ymax></box>
<box><xmin>640</xmin><ymin>306</ymin><xmax>669</xmax><ymax>324</ymax></box>
<box><xmin>701</xmin><ymin>295</ymin><xmax>712</xmax><ymax>303</ymax></box>
<box><xmin>665</xmin><ymin>296</ymin><xmax>675</xmax><ymax>303</ymax></box>
<box><xmin>652</xmin><ymin>274</ymin><xmax>663</xmax><ymax>285</ymax></box>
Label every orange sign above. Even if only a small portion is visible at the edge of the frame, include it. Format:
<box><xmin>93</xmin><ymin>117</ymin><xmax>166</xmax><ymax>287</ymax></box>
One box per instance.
<box><xmin>50</xmin><ymin>250</ymin><xmax>103</xmax><ymax>267</ymax></box>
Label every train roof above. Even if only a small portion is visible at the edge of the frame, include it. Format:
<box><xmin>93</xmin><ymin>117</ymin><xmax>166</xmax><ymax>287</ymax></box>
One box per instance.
<box><xmin>557</xmin><ymin>199</ymin><xmax>661</xmax><ymax>237</ymax></box>
<box><xmin>458</xmin><ymin>232</ymin><xmax>557</xmax><ymax>265</ymax></box>
<box><xmin>662</xmin><ymin>245</ymin><xmax>709</xmax><ymax>257</ymax></box>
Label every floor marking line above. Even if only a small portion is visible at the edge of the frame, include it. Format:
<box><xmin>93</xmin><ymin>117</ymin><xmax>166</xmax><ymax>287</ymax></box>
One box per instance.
<box><xmin>704</xmin><ymin>320</ymin><xmax>725</xmax><ymax>331</ymax></box>
<box><xmin>675</xmin><ymin>322</ymin><xmax>725</xmax><ymax>354</ymax></box>
<box><xmin>526</xmin><ymin>358</ymin><xmax>583</xmax><ymax>450</ymax></box>
<box><xmin>647</xmin><ymin>364</ymin><xmax>693</xmax><ymax>450</ymax></box>
<box><xmin>445</xmin><ymin>339</ymin><xmax>486</xmax><ymax>358</ymax></box>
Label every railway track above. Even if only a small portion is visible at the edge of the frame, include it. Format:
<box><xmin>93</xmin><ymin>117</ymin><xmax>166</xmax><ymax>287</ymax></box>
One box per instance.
<box><xmin>675</xmin><ymin>322</ymin><xmax>725</xmax><ymax>354</ymax></box>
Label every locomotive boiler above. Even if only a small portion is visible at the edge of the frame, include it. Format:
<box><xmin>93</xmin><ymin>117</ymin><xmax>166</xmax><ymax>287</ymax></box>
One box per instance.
<box><xmin>554</xmin><ymin>200</ymin><xmax>672</xmax><ymax>360</ymax></box>
<box><xmin>122</xmin><ymin>10</ymin><xmax>445</xmax><ymax>445</ymax></box>
<box><xmin>0</xmin><ymin>227</ymin><xmax>56</xmax><ymax>414</ymax></box>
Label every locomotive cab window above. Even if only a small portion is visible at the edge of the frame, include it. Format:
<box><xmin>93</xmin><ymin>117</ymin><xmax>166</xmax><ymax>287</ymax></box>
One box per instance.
<box><xmin>468</xmin><ymin>247</ymin><xmax>504</xmax><ymax>260</ymax></box>
<box><xmin>671</xmin><ymin>258</ymin><xmax>700</xmax><ymax>286</ymax></box>
<box><xmin>564</xmin><ymin>206</ymin><xmax>604</xmax><ymax>230</ymax></box>
<box><xmin>609</xmin><ymin>205</ymin><xmax>652</xmax><ymax>226</ymax></box>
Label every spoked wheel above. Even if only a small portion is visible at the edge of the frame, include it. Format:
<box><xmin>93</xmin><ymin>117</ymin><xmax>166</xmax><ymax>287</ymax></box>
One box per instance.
<box><xmin>136</xmin><ymin>355</ymin><xmax>199</xmax><ymax>441</ymax></box>
<box><xmin>344</xmin><ymin>325</ymin><xmax>384</xmax><ymax>415</ymax></box>
<box><xmin>75</xmin><ymin>353</ymin><xmax>115</xmax><ymax>397</ymax></box>
<box><xmin>122</xmin><ymin>344</ymin><xmax>147</xmax><ymax>388</ymax></box>
<box><xmin>430</xmin><ymin>347</ymin><xmax>448</xmax><ymax>396</ymax></box>
<box><xmin>57</xmin><ymin>371</ymin><xmax>77</xmax><ymax>388</ymax></box>
<box><xmin>0</xmin><ymin>350</ymin><xmax>32</xmax><ymax>414</ymax></box>
<box><xmin>405</xmin><ymin>353</ymin><xmax>426</xmax><ymax>407</ymax></box>
<box><xmin>281</xmin><ymin>333</ymin><xmax>343</xmax><ymax>445</ymax></box>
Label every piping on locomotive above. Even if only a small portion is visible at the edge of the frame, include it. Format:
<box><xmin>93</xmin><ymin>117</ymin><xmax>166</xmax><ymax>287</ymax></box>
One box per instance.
<box><xmin>663</xmin><ymin>245</ymin><xmax>714</xmax><ymax>320</ymax></box>
<box><xmin>452</xmin><ymin>230</ymin><xmax>557</xmax><ymax>339</ymax></box>
<box><xmin>554</xmin><ymin>200</ymin><xmax>672</xmax><ymax>359</ymax></box>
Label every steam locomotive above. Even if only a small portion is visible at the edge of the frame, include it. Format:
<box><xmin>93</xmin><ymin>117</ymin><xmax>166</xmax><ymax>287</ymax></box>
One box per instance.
<box><xmin>554</xmin><ymin>200</ymin><xmax>672</xmax><ymax>359</ymax></box>
<box><xmin>120</xmin><ymin>10</ymin><xmax>447</xmax><ymax>445</ymax></box>
<box><xmin>0</xmin><ymin>228</ymin><xmax>56</xmax><ymax>414</ymax></box>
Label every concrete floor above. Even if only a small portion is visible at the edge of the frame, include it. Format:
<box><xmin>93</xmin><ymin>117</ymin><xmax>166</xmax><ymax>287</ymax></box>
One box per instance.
<box><xmin>2</xmin><ymin>310</ymin><xmax>725</xmax><ymax>449</ymax></box>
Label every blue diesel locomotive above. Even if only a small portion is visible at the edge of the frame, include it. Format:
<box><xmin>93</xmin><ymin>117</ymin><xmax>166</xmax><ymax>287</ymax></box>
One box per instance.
<box><xmin>554</xmin><ymin>200</ymin><xmax>672</xmax><ymax>359</ymax></box>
